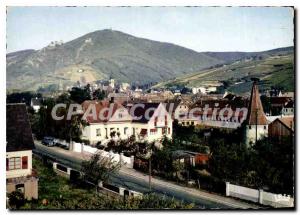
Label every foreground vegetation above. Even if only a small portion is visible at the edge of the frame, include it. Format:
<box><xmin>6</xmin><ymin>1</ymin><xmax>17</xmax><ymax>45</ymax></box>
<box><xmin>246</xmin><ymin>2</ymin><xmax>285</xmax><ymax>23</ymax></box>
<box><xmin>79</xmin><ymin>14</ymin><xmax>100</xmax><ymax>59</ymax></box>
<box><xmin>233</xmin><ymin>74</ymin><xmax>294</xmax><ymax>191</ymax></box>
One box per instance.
<box><xmin>9</xmin><ymin>158</ymin><xmax>194</xmax><ymax>209</ymax></box>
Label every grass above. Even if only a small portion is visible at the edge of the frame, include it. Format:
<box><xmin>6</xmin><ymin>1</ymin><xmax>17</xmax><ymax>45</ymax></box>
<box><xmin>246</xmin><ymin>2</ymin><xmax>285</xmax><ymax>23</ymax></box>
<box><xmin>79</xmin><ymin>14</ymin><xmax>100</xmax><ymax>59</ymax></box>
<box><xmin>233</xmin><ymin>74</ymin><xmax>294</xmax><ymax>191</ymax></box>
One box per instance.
<box><xmin>18</xmin><ymin>157</ymin><xmax>194</xmax><ymax>210</ymax></box>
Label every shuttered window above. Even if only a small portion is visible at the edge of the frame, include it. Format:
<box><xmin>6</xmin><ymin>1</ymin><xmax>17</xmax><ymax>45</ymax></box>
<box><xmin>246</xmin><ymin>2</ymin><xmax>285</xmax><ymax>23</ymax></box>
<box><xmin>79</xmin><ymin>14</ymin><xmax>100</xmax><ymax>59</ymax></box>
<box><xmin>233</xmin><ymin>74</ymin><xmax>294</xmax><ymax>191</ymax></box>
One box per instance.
<box><xmin>22</xmin><ymin>156</ymin><xmax>28</xmax><ymax>169</ymax></box>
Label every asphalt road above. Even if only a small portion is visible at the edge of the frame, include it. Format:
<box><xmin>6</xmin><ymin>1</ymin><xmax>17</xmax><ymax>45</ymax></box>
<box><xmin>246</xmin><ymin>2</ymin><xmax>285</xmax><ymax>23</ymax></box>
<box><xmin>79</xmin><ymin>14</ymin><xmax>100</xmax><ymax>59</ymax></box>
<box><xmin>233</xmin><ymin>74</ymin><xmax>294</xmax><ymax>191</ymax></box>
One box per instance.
<box><xmin>33</xmin><ymin>141</ymin><xmax>260</xmax><ymax>209</ymax></box>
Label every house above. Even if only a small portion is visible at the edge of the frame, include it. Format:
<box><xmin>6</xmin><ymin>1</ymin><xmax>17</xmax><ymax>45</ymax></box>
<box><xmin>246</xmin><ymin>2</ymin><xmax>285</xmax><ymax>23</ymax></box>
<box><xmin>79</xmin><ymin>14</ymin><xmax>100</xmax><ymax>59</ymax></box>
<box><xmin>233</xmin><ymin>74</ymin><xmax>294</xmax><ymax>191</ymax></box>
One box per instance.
<box><xmin>244</xmin><ymin>81</ymin><xmax>268</xmax><ymax>146</ymax></box>
<box><xmin>81</xmin><ymin>101</ymin><xmax>173</xmax><ymax>145</ymax></box>
<box><xmin>192</xmin><ymin>87</ymin><xmax>206</xmax><ymax>95</ymax></box>
<box><xmin>270</xmin><ymin>96</ymin><xmax>291</xmax><ymax>115</ymax></box>
<box><xmin>30</xmin><ymin>97</ymin><xmax>42</xmax><ymax>113</ymax></box>
<box><xmin>129</xmin><ymin>102</ymin><xmax>173</xmax><ymax>143</ymax></box>
<box><xmin>107</xmin><ymin>92</ymin><xmax>130</xmax><ymax>104</ymax></box>
<box><xmin>6</xmin><ymin>104</ymin><xmax>38</xmax><ymax>200</ymax></box>
<box><xmin>268</xmin><ymin>116</ymin><xmax>294</xmax><ymax>143</ymax></box>
<box><xmin>171</xmin><ymin>150</ymin><xmax>210</xmax><ymax>167</ymax></box>
<box><xmin>164</xmin><ymin>101</ymin><xmax>189</xmax><ymax>119</ymax></box>
<box><xmin>282</xmin><ymin>100</ymin><xmax>294</xmax><ymax>116</ymax></box>
<box><xmin>81</xmin><ymin>100</ymin><xmax>133</xmax><ymax>145</ymax></box>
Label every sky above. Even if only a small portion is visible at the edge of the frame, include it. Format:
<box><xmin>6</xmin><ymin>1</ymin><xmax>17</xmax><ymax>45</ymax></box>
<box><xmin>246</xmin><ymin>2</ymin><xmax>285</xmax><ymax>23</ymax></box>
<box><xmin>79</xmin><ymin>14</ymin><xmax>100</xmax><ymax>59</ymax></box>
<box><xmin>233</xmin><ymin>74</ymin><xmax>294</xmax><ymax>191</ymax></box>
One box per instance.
<box><xmin>6</xmin><ymin>6</ymin><xmax>294</xmax><ymax>53</ymax></box>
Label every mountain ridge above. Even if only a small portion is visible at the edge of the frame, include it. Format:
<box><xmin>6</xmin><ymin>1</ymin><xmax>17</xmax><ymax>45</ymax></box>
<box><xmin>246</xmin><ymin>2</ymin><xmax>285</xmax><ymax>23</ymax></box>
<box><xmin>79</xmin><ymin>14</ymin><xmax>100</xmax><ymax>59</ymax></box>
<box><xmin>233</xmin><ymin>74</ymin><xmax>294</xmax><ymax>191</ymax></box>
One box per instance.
<box><xmin>6</xmin><ymin>29</ymin><xmax>294</xmax><ymax>92</ymax></box>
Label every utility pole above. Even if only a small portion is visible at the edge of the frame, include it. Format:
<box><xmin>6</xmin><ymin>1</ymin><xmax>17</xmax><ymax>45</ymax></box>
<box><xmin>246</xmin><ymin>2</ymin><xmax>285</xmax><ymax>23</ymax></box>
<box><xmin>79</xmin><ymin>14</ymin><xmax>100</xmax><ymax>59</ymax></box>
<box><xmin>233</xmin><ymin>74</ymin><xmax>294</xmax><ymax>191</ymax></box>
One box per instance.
<box><xmin>255</xmin><ymin>108</ymin><xmax>258</xmax><ymax>144</ymax></box>
<box><xmin>148</xmin><ymin>148</ymin><xmax>152</xmax><ymax>192</ymax></box>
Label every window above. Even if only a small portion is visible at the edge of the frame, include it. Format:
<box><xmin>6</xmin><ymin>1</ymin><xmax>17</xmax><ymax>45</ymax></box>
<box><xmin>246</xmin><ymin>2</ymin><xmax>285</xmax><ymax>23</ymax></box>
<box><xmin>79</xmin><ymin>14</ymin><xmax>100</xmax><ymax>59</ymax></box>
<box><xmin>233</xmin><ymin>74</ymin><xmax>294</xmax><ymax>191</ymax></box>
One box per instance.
<box><xmin>22</xmin><ymin>156</ymin><xmax>28</xmax><ymax>169</ymax></box>
<box><xmin>8</xmin><ymin>157</ymin><xmax>21</xmax><ymax>170</ymax></box>
<box><xmin>249</xmin><ymin>126</ymin><xmax>252</xmax><ymax>129</ymax></box>
<box><xmin>150</xmin><ymin>128</ymin><xmax>157</xmax><ymax>135</ymax></box>
<box><xmin>154</xmin><ymin>117</ymin><xmax>158</xmax><ymax>126</ymax></box>
<box><xmin>118</xmin><ymin>113</ymin><xmax>123</xmax><ymax>118</ymax></box>
<box><xmin>96</xmin><ymin>128</ymin><xmax>101</xmax><ymax>136</ymax></box>
<box><xmin>162</xmin><ymin>128</ymin><xmax>166</xmax><ymax>135</ymax></box>
<box><xmin>165</xmin><ymin>115</ymin><xmax>168</xmax><ymax>126</ymax></box>
<box><xmin>124</xmin><ymin>127</ymin><xmax>128</xmax><ymax>135</ymax></box>
<box><xmin>168</xmin><ymin>127</ymin><xmax>171</xmax><ymax>134</ymax></box>
<box><xmin>191</xmin><ymin>121</ymin><xmax>194</xmax><ymax>125</ymax></box>
<box><xmin>264</xmin><ymin>126</ymin><xmax>267</xmax><ymax>130</ymax></box>
<box><xmin>187</xmin><ymin>122</ymin><xmax>190</xmax><ymax>125</ymax></box>
<box><xmin>105</xmin><ymin>128</ymin><xmax>108</xmax><ymax>139</ymax></box>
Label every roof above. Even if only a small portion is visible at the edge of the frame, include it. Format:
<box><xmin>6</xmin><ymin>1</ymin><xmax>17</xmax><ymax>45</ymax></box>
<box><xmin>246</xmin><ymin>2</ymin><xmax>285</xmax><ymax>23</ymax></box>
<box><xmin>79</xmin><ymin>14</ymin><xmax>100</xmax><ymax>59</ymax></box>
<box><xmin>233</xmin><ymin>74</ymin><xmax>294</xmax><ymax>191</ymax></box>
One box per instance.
<box><xmin>276</xmin><ymin>117</ymin><xmax>294</xmax><ymax>131</ymax></box>
<box><xmin>81</xmin><ymin>100</ymin><xmax>125</xmax><ymax>123</ymax></box>
<box><xmin>284</xmin><ymin>100</ymin><xmax>294</xmax><ymax>108</ymax></box>
<box><xmin>245</xmin><ymin>81</ymin><xmax>268</xmax><ymax>125</ymax></box>
<box><xmin>6</xmin><ymin>103</ymin><xmax>35</xmax><ymax>152</ymax></box>
<box><xmin>270</xmin><ymin>97</ymin><xmax>290</xmax><ymax>106</ymax></box>
<box><xmin>164</xmin><ymin>101</ymin><xmax>181</xmax><ymax>113</ymax></box>
<box><xmin>129</xmin><ymin>103</ymin><xmax>160</xmax><ymax>123</ymax></box>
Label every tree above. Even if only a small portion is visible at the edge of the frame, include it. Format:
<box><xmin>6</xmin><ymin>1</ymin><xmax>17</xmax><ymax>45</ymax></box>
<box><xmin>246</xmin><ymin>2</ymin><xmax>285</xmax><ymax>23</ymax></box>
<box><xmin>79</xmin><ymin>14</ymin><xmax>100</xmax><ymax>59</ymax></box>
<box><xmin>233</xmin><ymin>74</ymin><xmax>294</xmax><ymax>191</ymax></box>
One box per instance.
<box><xmin>70</xmin><ymin>86</ymin><xmax>91</xmax><ymax>104</ymax></box>
<box><xmin>81</xmin><ymin>153</ymin><xmax>120</xmax><ymax>189</ymax></box>
<box><xmin>8</xmin><ymin>190</ymin><xmax>25</xmax><ymax>209</ymax></box>
<box><xmin>93</xmin><ymin>89</ymin><xmax>106</xmax><ymax>100</ymax></box>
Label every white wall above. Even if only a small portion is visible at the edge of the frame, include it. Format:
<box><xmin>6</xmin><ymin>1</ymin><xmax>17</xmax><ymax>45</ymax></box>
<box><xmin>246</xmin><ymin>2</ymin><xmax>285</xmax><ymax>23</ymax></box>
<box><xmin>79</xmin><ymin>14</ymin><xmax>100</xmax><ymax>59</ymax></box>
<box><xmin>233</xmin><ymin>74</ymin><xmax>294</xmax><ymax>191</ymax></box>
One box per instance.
<box><xmin>245</xmin><ymin>125</ymin><xmax>268</xmax><ymax>145</ymax></box>
<box><xmin>6</xmin><ymin>150</ymin><xmax>32</xmax><ymax>179</ymax></box>
<box><xmin>226</xmin><ymin>182</ymin><xmax>294</xmax><ymax>208</ymax></box>
<box><xmin>71</xmin><ymin>142</ymin><xmax>134</xmax><ymax>168</ymax></box>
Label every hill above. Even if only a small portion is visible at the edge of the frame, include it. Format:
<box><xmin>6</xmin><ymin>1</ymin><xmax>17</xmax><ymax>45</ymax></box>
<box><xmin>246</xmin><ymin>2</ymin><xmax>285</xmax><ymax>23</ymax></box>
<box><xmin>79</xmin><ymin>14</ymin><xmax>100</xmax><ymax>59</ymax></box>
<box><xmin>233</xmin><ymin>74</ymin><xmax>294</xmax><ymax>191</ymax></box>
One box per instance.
<box><xmin>203</xmin><ymin>46</ymin><xmax>293</xmax><ymax>62</ymax></box>
<box><xmin>6</xmin><ymin>29</ymin><xmax>223</xmax><ymax>91</ymax></box>
<box><xmin>156</xmin><ymin>49</ymin><xmax>294</xmax><ymax>94</ymax></box>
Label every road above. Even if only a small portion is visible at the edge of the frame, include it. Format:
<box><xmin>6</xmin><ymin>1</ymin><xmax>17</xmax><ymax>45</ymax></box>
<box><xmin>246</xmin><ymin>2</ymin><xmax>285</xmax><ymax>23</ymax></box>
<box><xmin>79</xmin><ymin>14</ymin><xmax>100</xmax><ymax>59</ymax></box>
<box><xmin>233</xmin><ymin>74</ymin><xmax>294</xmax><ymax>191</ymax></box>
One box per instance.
<box><xmin>33</xmin><ymin>141</ymin><xmax>260</xmax><ymax>209</ymax></box>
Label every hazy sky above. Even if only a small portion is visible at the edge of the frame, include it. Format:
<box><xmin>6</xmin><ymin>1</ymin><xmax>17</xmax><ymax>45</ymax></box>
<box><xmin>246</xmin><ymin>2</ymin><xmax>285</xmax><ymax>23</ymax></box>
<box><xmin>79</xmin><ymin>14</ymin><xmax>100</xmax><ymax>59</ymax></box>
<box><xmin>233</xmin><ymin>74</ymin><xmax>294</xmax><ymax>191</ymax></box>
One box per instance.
<box><xmin>7</xmin><ymin>6</ymin><xmax>294</xmax><ymax>53</ymax></box>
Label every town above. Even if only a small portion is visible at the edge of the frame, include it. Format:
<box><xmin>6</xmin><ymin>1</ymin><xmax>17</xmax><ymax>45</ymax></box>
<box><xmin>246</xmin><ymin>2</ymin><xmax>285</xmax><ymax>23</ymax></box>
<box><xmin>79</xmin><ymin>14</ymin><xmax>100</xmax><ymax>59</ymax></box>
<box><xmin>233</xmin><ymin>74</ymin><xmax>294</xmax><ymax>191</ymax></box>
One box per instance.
<box><xmin>5</xmin><ymin>6</ymin><xmax>295</xmax><ymax>211</ymax></box>
<box><xmin>6</xmin><ymin>76</ymin><xmax>294</xmax><ymax>209</ymax></box>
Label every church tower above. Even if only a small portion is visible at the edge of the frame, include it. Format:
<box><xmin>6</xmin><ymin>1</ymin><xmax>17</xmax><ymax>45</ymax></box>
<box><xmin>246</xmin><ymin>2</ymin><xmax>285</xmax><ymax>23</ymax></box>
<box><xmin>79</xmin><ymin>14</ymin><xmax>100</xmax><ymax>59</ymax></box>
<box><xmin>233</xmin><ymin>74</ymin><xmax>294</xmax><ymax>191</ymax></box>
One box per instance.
<box><xmin>244</xmin><ymin>79</ymin><xmax>268</xmax><ymax>146</ymax></box>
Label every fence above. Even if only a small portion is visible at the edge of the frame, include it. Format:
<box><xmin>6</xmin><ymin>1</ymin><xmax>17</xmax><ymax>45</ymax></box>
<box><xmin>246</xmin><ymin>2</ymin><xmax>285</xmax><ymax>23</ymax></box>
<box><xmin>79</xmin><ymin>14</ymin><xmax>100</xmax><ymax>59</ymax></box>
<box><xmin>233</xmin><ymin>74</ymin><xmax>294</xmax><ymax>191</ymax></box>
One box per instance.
<box><xmin>226</xmin><ymin>182</ymin><xmax>294</xmax><ymax>208</ymax></box>
<box><xmin>71</xmin><ymin>142</ymin><xmax>134</xmax><ymax>168</ymax></box>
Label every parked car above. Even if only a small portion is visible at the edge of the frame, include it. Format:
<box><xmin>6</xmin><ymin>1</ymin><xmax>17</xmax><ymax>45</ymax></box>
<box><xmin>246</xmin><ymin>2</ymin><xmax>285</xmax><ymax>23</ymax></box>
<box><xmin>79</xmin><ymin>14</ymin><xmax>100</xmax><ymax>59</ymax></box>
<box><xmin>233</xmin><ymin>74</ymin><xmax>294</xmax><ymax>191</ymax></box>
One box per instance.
<box><xmin>53</xmin><ymin>138</ymin><xmax>60</xmax><ymax>146</ymax></box>
<box><xmin>42</xmin><ymin>136</ymin><xmax>55</xmax><ymax>147</ymax></box>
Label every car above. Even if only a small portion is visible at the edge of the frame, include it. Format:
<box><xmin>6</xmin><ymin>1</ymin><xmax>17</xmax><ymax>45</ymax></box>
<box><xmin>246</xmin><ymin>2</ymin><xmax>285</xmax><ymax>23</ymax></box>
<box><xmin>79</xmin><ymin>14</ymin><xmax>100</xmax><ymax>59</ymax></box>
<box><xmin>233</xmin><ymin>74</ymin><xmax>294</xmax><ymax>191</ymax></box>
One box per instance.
<box><xmin>42</xmin><ymin>136</ymin><xmax>55</xmax><ymax>147</ymax></box>
<box><xmin>53</xmin><ymin>138</ymin><xmax>61</xmax><ymax>146</ymax></box>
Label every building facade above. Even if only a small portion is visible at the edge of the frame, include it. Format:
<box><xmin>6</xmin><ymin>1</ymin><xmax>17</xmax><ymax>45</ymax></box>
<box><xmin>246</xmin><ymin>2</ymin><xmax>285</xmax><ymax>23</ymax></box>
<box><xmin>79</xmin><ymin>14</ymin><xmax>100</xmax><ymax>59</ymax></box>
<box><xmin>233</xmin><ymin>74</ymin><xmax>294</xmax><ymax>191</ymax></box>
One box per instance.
<box><xmin>6</xmin><ymin>104</ymin><xmax>38</xmax><ymax>200</ymax></box>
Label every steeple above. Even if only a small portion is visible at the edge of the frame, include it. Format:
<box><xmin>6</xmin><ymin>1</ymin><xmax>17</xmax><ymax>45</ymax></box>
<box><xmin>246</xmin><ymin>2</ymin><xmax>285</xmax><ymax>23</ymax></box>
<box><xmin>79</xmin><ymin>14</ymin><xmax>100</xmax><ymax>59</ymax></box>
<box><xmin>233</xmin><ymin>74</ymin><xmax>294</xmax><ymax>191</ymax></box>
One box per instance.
<box><xmin>246</xmin><ymin>79</ymin><xmax>267</xmax><ymax>125</ymax></box>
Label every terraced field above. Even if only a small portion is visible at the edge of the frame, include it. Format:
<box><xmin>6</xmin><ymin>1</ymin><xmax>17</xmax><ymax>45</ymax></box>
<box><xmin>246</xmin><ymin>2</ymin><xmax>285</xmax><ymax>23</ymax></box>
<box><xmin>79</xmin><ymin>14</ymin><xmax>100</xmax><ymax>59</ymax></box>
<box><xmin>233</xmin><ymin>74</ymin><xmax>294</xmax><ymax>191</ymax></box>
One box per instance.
<box><xmin>156</xmin><ymin>53</ymin><xmax>294</xmax><ymax>93</ymax></box>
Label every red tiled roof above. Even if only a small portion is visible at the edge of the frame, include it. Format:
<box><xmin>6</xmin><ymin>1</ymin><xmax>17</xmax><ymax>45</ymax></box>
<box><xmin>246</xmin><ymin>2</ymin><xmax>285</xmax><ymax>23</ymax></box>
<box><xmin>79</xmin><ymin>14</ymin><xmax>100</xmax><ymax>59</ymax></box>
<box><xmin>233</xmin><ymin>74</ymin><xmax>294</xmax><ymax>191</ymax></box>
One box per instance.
<box><xmin>81</xmin><ymin>100</ymin><xmax>125</xmax><ymax>123</ymax></box>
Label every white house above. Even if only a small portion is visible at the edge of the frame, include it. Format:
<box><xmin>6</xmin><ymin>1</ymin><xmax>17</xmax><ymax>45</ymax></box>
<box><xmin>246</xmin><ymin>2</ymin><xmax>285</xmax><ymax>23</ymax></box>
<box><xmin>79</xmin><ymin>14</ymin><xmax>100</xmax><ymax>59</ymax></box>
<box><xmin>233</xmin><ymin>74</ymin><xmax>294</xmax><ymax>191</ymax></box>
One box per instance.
<box><xmin>81</xmin><ymin>101</ymin><xmax>173</xmax><ymax>145</ymax></box>
<box><xmin>130</xmin><ymin>103</ymin><xmax>173</xmax><ymax>142</ymax></box>
<box><xmin>282</xmin><ymin>100</ymin><xmax>294</xmax><ymax>116</ymax></box>
<box><xmin>30</xmin><ymin>97</ymin><xmax>42</xmax><ymax>113</ymax></box>
<box><xmin>6</xmin><ymin>104</ymin><xmax>38</xmax><ymax>200</ymax></box>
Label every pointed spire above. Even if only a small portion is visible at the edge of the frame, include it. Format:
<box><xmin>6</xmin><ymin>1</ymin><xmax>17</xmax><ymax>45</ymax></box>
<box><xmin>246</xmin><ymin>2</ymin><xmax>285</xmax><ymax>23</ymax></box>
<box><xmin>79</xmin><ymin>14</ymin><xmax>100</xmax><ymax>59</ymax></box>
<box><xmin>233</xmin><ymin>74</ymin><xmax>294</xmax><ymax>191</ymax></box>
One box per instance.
<box><xmin>246</xmin><ymin>80</ymin><xmax>267</xmax><ymax>125</ymax></box>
